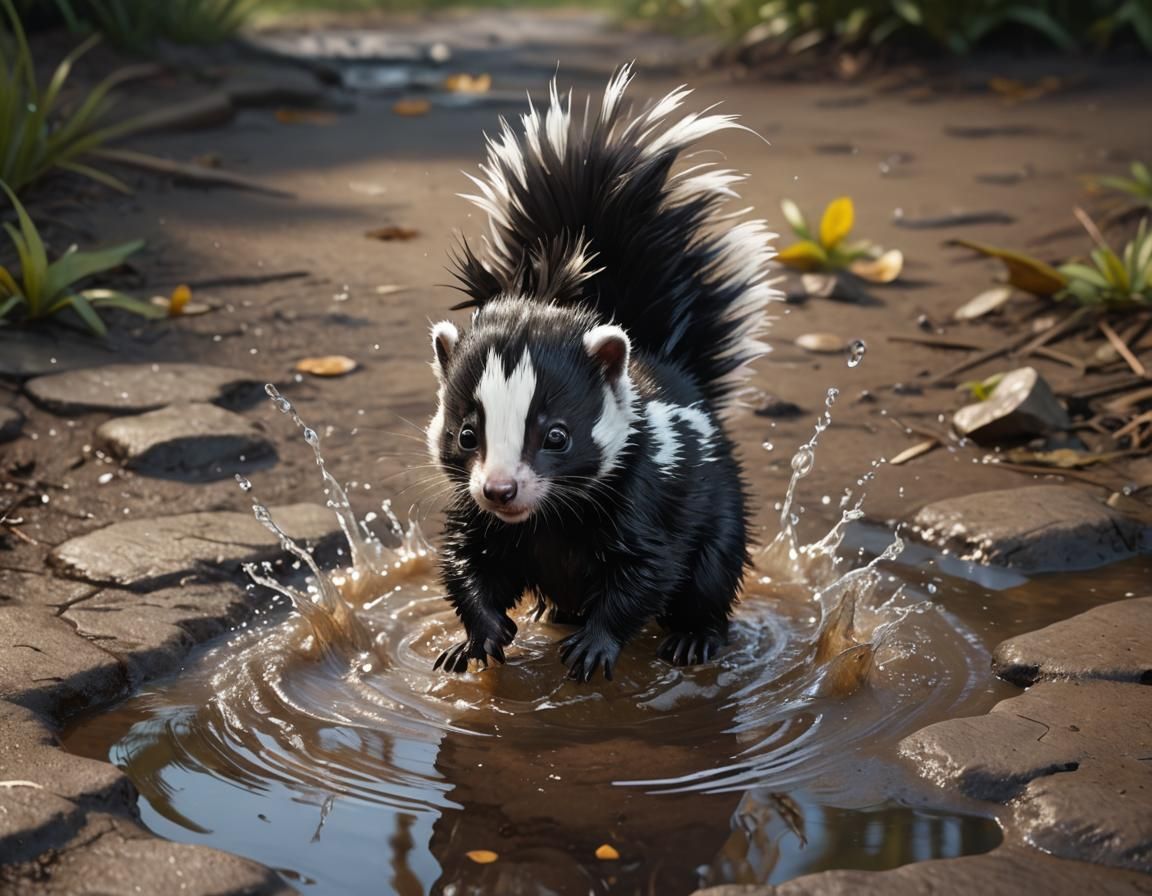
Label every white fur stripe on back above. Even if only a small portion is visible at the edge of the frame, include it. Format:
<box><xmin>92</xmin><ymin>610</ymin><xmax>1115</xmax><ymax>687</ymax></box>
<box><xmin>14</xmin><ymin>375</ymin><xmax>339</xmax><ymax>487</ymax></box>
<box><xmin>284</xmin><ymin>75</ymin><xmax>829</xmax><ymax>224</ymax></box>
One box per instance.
<box><xmin>646</xmin><ymin>400</ymin><xmax>716</xmax><ymax>474</ymax></box>
<box><xmin>476</xmin><ymin>348</ymin><xmax>536</xmax><ymax>475</ymax></box>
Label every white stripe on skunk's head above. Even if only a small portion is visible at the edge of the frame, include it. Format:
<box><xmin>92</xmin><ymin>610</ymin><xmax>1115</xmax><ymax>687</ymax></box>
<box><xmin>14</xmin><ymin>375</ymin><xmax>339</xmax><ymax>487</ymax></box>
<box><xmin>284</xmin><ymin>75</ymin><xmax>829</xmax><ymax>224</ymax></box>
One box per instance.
<box><xmin>426</xmin><ymin>301</ymin><xmax>638</xmax><ymax>525</ymax></box>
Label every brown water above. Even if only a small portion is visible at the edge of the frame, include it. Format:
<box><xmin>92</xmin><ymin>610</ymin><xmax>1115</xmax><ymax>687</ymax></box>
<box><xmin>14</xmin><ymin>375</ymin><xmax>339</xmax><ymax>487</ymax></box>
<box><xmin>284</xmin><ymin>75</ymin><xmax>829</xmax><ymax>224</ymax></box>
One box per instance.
<box><xmin>63</xmin><ymin>387</ymin><xmax>1151</xmax><ymax>895</ymax></box>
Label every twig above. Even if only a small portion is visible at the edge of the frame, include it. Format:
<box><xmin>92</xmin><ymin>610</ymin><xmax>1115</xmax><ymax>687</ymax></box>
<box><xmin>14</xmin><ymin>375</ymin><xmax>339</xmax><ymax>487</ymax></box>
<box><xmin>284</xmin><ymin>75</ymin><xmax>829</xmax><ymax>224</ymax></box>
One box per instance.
<box><xmin>1105</xmin><ymin>384</ymin><xmax>1152</xmax><ymax>413</ymax></box>
<box><xmin>887</xmin><ymin>334</ymin><xmax>987</xmax><ymax>351</ymax></box>
<box><xmin>1019</xmin><ymin>306</ymin><xmax>1093</xmax><ymax>355</ymax></box>
<box><xmin>1111</xmin><ymin>410</ymin><xmax>1152</xmax><ymax>441</ymax></box>
<box><xmin>1099</xmin><ymin>319</ymin><xmax>1148</xmax><ymax>378</ymax></box>
<box><xmin>92</xmin><ymin>148</ymin><xmax>294</xmax><ymax>198</ymax></box>
<box><xmin>925</xmin><ymin>330</ymin><xmax>1034</xmax><ymax>386</ymax></box>
<box><xmin>1030</xmin><ymin>345</ymin><xmax>1088</xmax><ymax>372</ymax></box>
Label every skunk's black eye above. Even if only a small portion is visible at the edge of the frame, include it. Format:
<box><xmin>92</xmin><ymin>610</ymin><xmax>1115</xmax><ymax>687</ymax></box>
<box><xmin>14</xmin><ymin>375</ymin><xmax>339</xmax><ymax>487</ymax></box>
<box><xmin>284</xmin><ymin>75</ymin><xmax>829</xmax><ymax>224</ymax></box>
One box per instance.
<box><xmin>542</xmin><ymin>425</ymin><xmax>570</xmax><ymax>452</ymax></box>
<box><xmin>458</xmin><ymin>426</ymin><xmax>479</xmax><ymax>452</ymax></box>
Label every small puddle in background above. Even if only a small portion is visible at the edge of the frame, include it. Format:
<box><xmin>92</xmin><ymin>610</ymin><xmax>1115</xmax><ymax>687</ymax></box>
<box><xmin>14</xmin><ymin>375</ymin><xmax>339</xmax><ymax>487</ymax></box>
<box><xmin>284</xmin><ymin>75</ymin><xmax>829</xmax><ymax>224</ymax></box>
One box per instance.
<box><xmin>63</xmin><ymin>383</ymin><xmax>1152</xmax><ymax>894</ymax></box>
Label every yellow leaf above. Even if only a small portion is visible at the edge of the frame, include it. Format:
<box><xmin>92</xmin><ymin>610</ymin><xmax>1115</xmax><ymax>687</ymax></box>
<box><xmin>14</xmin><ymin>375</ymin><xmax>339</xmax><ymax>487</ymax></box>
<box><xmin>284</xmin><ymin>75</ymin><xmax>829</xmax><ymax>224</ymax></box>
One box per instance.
<box><xmin>595</xmin><ymin>844</ymin><xmax>620</xmax><ymax>861</ymax></box>
<box><xmin>295</xmin><ymin>355</ymin><xmax>358</xmax><ymax>377</ymax></box>
<box><xmin>444</xmin><ymin>73</ymin><xmax>492</xmax><ymax>94</ymax></box>
<box><xmin>949</xmin><ymin>239</ymin><xmax>1068</xmax><ymax>296</ymax></box>
<box><xmin>777</xmin><ymin>240</ymin><xmax>827</xmax><ymax>271</ymax></box>
<box><xmin>393</xmin><ymin>99</ymin><xmax>431</xmax><ymax>117</ymax></box>
<box><xmin>849</xmin><ymin>249</ymin><xmax>903</xmax><ymax>283</ymax></box>
<box><xmin>168</xmin><ymin>284</ymin><xmax>191</xmax><ymax>317</ymax></box>
<box><xmin>465</xmin><ymin>850</ymin><xmax>499</xmax><ymax>864</ymax></box>
<box><xmin>819</xmin><ymin>196</ymin><xmax>854</xmax><ymax>249</ymax></box>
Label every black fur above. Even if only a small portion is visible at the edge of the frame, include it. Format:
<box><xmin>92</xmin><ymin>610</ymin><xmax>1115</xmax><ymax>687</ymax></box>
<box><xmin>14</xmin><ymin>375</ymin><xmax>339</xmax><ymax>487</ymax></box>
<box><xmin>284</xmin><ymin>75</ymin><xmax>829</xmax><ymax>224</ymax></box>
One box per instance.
<box><xmin>430</xmin><ymin>69</ymin><xmax>769</xmax><ymax>682</ymax></box>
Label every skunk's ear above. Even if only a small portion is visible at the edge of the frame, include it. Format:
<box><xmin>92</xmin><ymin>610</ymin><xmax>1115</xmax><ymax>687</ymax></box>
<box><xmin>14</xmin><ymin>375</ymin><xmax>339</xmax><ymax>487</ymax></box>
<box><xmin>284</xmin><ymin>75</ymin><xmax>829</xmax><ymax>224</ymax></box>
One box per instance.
<box><xmin>431</xmin><ymin>321</ymin><xmax>459</xmax><ymax>381</ymax></box>
<box><xmin>583</xmin><ymin>324</ymin><xmax>631</xmax><ymax>388</ymax></box>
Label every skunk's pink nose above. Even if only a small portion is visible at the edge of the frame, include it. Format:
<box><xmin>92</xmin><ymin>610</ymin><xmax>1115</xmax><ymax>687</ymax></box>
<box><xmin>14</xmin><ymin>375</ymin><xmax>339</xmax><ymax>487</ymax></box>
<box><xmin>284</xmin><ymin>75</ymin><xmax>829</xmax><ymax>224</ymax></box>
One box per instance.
<box><xmin>483</xmin><ymin>480</ymin><xmax>518</xmax><ymax>505</ymax></box>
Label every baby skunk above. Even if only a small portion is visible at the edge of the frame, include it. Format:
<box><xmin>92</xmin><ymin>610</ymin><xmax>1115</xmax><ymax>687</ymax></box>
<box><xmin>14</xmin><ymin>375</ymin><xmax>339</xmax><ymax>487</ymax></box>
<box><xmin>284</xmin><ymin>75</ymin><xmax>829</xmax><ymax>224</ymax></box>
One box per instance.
<box><xmin>427</xmin><ymin>64</ymin><xmax>777</xmax><ymax>682</ymax></box>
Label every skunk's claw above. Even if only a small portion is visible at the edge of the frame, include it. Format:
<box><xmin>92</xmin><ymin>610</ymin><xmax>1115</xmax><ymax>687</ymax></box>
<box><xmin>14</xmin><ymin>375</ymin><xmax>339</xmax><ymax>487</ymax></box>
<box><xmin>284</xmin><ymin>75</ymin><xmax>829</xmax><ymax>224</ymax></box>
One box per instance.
<box><xmin>559</xmin><ymin>627</ymin><xmax>621</xmax><ymax>683</ymax></box>
<box><xmin>658</xmin><ymin>631</ymin><xmax>726</xmax><ymax>667</ymax></box>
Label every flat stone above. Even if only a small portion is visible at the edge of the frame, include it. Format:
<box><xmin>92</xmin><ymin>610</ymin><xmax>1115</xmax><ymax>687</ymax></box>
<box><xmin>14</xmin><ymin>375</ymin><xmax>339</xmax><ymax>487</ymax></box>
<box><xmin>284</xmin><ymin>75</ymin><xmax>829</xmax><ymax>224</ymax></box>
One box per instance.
<box><xmin>692</xmin><ymin>846</ymin><xmax>1152</xmax><ymax>895</ymax></box>
<box><xmin>0</xmin><ymin>328</ymin><xmax>123</xmax><ymax>379</ymax></box>
<box><xmin>24</xmin><ymin>363</ymin><xmax>264</xmax><ymax>415</ymax></box>
<box><xmin>900</xmin><ymin>680</ymin><xmax>1152</xmax><ymax>802</ymax></box>
<box><xmin>49</xmin><ymin>503</ymin><xmax>341</xmax><ymax>590</ymax></box>
<box><xmin>1014</xmin><ymin>757</ymin><xmax>1152</xmax><ymax>872</ymax></box>
<box><xmin>993</xmin><ymin>596</ymin><xmax>1152</xmax><ymax>686</ymax></box>
<box><xmin>95</xmin><ymin>402</ymin><xmax>276</xmax><ymax>480</ymax></box>
<box><xmin>0</xmin><ymin>607</ymin><xmax>128</xmax><ymax>717</ymax></box>
<box><xmin>0</xmin><ymin>406</ymin><xmax>23</xmax><ymax>443</ymax></box>
<box><xmin>63</xmin><ymin>582</ymin><xmax>252</xmax><ymax>683</ymax></box>
<box><xmin>910</xmin><ymin>484</ymin><xmax>1144</xmax><ymax>572</ymax></box>
<box><xmin>953</xmin><ymin>366</ymin><xmax>1069</xmax><ymax>444</ymax></box>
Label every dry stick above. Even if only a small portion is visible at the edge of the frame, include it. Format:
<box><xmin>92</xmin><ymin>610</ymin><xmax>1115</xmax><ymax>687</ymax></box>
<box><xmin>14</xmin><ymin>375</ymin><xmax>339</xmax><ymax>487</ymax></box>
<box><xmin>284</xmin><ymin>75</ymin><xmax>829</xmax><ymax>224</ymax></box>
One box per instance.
<box><xmin>925</xmin><ymin>330</ymin><xmax>1035</xmax><ymax>386</ymax></box>
<box><xmin>1070</xmin><ymin>373</ymin><xmax>1149</xmax><ymax>402</ymax></box>
<box><xmin>1111</xmin><ymin>409</ymin><xmax>1152</xmax><ymax>441</ymax></box>
<box><xmin>92</xmin><ymin>148</ymin><xmax>295</xmax><ymax>198</ymax></box>
<box><xmin>1106</xmin><ymin>383</ymin><xmax>1152</xmax><ymax>412</ymax></box>
<box><xmin>1031</xmin><ymin>345</ymin><xmax>1088</xmax><ymax>372</ymax></box>
<box><xmin>887</xmin><ymin>334</ymin><xmax>988</xmax><ymax>351</ymax></box>
<box><xmin>1099</xmin><ymin>319</ymin><xmax>1148</xmax><ymax>378</ymax></box>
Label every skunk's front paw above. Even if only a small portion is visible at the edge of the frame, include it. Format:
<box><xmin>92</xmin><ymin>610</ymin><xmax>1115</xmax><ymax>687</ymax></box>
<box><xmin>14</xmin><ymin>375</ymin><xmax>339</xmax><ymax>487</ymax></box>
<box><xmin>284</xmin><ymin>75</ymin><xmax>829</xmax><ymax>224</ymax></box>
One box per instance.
<box><xmin>559</xmin><ymin>626</ymin><xmax>621</xmax><ymax>683</ymax></box>
<box><xmin>657</xmin><ymin>630</ymin><xmax>726</xmax><ymax>666</ymax></box>
<box><xmin>434</xmin><ymin>615</ymin><xmax>516</xmax><ymax>673</ymax></box>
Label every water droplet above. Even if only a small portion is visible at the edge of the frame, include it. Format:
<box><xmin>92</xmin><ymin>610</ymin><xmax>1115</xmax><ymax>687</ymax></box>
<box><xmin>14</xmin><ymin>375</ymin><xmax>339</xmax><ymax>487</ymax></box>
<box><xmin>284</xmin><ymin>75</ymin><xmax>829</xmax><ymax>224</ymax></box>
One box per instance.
<box><xmin>847</xmin><ymin>339</ymin><xmax>867</xmax><ymax>367</ymax></box>
<box><xmin>791</xmin><ymin>446</ymin><xmax>814</xmax><ymax>477</ymax></box>
<box><xmin>761</xmin><ymin>441</ymin><xmax>774</xmax><ymax>452</ymax></box>
<box><xmin>236</xmin><ymin>475</ymin><xmax>253</xmax><ymax>492</ymax></box>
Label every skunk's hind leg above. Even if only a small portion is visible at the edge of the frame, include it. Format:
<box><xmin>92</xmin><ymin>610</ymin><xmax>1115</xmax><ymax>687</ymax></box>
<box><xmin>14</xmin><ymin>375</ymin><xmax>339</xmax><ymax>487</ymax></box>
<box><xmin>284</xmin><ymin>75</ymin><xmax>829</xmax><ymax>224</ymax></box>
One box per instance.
<box><xmin>658</xmin><ymin>537</ymin><xmax>744</xmax><ymax>667</ymax></box>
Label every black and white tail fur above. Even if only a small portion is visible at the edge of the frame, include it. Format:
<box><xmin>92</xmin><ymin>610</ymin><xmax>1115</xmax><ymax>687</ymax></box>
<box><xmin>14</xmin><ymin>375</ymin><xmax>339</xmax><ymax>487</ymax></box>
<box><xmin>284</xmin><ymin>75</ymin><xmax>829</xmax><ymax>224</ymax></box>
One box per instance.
<box><xmin>426</xmin><ymin>64</ymin><xmax>778</xmax><ymax>682</ymax></box>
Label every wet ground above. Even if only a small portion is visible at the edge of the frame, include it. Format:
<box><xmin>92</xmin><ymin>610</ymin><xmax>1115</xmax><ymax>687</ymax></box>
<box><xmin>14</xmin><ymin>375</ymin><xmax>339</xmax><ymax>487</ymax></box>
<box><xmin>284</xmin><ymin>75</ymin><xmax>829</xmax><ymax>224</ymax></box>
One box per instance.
<box><xmin>2</xmin><ymin>8</ymin><xmax>1152</xmax><ymax>896</ymax></box>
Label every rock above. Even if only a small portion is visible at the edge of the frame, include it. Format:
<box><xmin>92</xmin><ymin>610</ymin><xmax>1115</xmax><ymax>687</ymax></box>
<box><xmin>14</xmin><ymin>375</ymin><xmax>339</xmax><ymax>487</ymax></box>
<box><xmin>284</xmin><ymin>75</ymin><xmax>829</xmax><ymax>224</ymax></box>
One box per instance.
<box><xmin>25</xmin><ymin>363</ymin><xmax>264</xmax><ymax>415</ymax></box>
<box><xmin>799</xmin><ymin>272</ymin><xmax>877</xmax><ymax>304</ymax></box>
<box><xmin>0</xmin><ymin>328</ymin><xmax>124</xmax><ymax>378</ymax></box>
<box><xmin>1014</xmin><ymin>757</ymin><xmax>1152</xmax><ymax>872</ymax></box>
<box><xmin>0</xmin><ymin>607</ymin><xmax>128</xmax><ymax>717</ymax></box>
<box><xmin>95</xmin><ymin>402</ymin><xmax>276</xmax><ymax>480</ymax></box>
<box><xmin>63</xmin><ymin>582</ymin><xmax>252</xmax><ymax>683</ymax></box>
<box><xmin>753</xmin><ymin>394</ymin><xmax>804</xmax><ymax>419</ymax></box>
<box><xmin>692</xmin><ymin>846</ymin><xmax>1152</xmax><ymax>895</ymax></box>
<box><xmin>910</xmin><ymin>484</ymin><xmax>1143</xmax><ymax>572</ymax></box>
<box><xmin>993</xmin><ymin>596</ymin><xmax>1152</xmax><ymax>686</ymax></box>
<box><xmin>901</xmin><ymin>680</ymin><xmax>1152</xmax><ymax>871</ymax></box>
<box><xmin>952</xmin><ymin>367</ymin><xmax>1069</xmax><ymax>444</ymax></box>
<box><xmin>49</xmin><ymin>503</ymin><xmax>341</xmax><ymax>590</ymax></box>
<box><xmin>0</xmin><ymin>406</ymin><xmax>22</xmax><ymax>442</ymax></box>
<box><xmin>225</xmin><ymin>63</ymin><xmax>326</xmax><ymax>107</ymax></box>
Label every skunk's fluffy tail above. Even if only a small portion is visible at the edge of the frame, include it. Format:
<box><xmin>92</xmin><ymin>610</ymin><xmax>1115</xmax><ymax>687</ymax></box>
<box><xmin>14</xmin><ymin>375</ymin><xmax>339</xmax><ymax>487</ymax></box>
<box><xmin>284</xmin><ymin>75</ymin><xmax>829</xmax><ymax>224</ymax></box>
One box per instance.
<box><xmin>451</xmin><ymin>63</ymin><xmax>778</xmax><ymax>409</ymax></box>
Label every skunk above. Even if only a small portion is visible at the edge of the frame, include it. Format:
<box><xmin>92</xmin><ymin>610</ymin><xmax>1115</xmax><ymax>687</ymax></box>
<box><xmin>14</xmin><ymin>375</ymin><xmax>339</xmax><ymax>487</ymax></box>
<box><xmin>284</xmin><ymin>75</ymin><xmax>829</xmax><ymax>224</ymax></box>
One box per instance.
<box><xmin>427</xmin><ymin>64</ymin><xmax>777</xmax><ymax>682</ymax></box>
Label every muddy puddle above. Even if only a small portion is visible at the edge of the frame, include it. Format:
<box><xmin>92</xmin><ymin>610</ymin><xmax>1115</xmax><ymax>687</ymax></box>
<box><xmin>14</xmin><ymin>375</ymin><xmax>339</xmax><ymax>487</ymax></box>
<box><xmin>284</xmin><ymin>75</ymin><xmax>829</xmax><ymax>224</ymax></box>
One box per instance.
<box><xmin>62</xmin><ymin>386</ymin><xmax>1149</xmax><ymax>895</ymax></box>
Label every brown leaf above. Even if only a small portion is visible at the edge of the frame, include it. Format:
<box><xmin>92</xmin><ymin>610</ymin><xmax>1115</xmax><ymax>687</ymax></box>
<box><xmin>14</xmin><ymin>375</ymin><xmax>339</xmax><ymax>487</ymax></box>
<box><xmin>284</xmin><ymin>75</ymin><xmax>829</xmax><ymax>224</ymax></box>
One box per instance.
<box><xmin>948</xmin><ymin>239</ymin><xmax>1067</xmax><ymax>296</ymax></box>
<box><xmin>275</xmin><ymin>107</ymin><xmax>338</xmax><ymax>126</ymax></box>
<box><xmin>366</xmin><ymin>226</ymin><xmax>420</xmax><ymax>242</ymax></box>
<box><xmin>295</xmin><ymin>355</ymin><xmax>358</xmax><ymax>377</ymax></box>
<box><xmin>393</xmin><ymin>99</ymin><xmax>431</xmax><ymax>117</ymax></box>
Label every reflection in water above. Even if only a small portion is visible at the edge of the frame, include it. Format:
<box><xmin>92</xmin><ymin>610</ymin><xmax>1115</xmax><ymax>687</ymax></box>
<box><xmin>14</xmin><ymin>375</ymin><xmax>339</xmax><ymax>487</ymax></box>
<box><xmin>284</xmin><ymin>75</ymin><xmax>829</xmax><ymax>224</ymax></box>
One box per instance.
<box><xmin>65</xmin><ymin>387</ymin><xmax>1003</xmax><ymax>894</ymax></box>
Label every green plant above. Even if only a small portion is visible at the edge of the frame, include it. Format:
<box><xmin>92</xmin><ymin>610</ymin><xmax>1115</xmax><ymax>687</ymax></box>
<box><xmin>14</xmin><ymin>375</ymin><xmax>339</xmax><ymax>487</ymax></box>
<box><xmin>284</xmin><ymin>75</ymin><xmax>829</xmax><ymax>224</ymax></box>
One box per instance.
<box><xmin>1058</xmin><ymin>218</ymin><xmax>1152</xmax><ymax>308</ymax></box>
<box><xmin>1095</xmin><ymin>161</ymin><xmax>1152</xmax><ymax>209</ymax></box>
<box><xmin>52</xmin><ymin>0</ymin><xmax>255</xmax><ymax>54</ymax></box>
<box><xmin>0</xmin><ymin>0</ymin><xmax>140</xmax><ymax>194</ymax></box>
<box><xmin>958</xmin><ymin>372</ymin><xmax>1004</xmax><ymax>402</ymax></box>
<box><xmin>778</xmin><ymin>196</ymin><xmax>903</xmax><ymax>282</ymax></box>
<box><xmin>0</xmin><ymin>184</ymin><xmax>161</xmax><ymax>334</ymax></box>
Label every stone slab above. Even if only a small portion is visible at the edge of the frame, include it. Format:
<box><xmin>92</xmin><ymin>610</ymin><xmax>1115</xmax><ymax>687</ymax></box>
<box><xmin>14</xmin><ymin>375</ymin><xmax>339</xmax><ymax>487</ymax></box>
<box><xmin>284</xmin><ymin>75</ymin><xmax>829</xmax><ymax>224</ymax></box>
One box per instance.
<box><xmin>1013</xmin><ymin>757</ymin><xmax>1152</xmax><ymax>872</ymax></box>
<box><xmin>0</xmin><ymin>405</ymin><xmax>23</xmax><ymax>443</ymax></box>
<box><xmin>993</xmin><ymin>596</ymin><xmax>1152</xmax><ymax>686</ymax></box>
<box><xmin>63</xmin><ymin>582</ymin><xmax>252</xmax><ymax>683</ymax></box>
<box><xmin>0</xmin><ymin>607</ymin><xmax>127</xmax><ymax>718</ymax></box>
<box><xmin>24</xmin><ymin>363</ymin><xmax>264</xmax><ymax>415</ymax></box>
<box><xmin>910</xmin><ymin>485</ymin><xmax>1145</xmax><ymax>572</ymax></box>
<box><xmin>692</xmin><ymin>846</ymin><xmax>1152</xmax><ymax>895</ymax></box>
<box><xmin>95</xmin><ymin>402</ymin><xmax>275</xmax><ymax>480</ymax></box>
<box><xmin>49</xmin><ymin>503</ymin><xmax>341</xmax><ymax>590</ymax></box>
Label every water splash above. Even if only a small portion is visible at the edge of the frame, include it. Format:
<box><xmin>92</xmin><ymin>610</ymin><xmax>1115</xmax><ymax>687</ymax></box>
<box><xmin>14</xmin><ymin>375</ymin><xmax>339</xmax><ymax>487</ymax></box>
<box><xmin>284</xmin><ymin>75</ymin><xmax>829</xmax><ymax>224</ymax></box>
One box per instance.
<box><xmin>847</xmin><ymin>339</ymin><xmax>867</xmax><ymax>368</ymax></box>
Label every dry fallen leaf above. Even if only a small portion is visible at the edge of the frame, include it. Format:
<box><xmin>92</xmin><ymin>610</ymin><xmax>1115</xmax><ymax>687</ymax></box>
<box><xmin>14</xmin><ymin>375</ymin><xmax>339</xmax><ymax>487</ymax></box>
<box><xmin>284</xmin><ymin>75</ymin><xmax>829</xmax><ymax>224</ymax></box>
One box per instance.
<box><xmin>849</xmin><ymin>249</ymin><xmax>903</xmax><ymax>284</ymax></box>
<box><xmin>366</xmin><ymin>226</ymin><xmax>420</xmax><ymax>242</ymax></box>
<box><xmin>295</xmin><ymin>355</ymin><xmax>358</xmax><ymax>377</ymax></box>
<box><xmin>275</xmin><ymin>107</ymin><xmax>338</xmax><ymax>126</ymax></box>
<box><xmin>444</xmin><ymin>73</ymin><xmax>492</xmax><ymax>94</ymax></box>
<box><xmin>393</xmin><ymin>98</ymin><xmax>431</xmax><ymax>117</ymax></box>
<box><xmin>375</xmin><ymin>284</ymin><xmax>410</xmax><ymax>296</ymax></box>
<box><xmin>595</xmin><ymin>844</ymin><xmax>620</xmax><ymax>861</ymax></box>
<box><xmin>465</xmin><ymin>850</ymin><xmax>499</xmax><ymax>865</ymax></box>
<box><xmin>953</xmin><ymin>286</ymin><xmax>1013</xmax><ymax>321</ymax></box>
<box><xmin>168</xmin><ymin>284</ymin><xmax>191</xmax><ymax>316</ymax></box>
<box><xmin>795</xmin><ymin>333</ymin><xmax>845</xmax><ymax>354</ymax></box>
